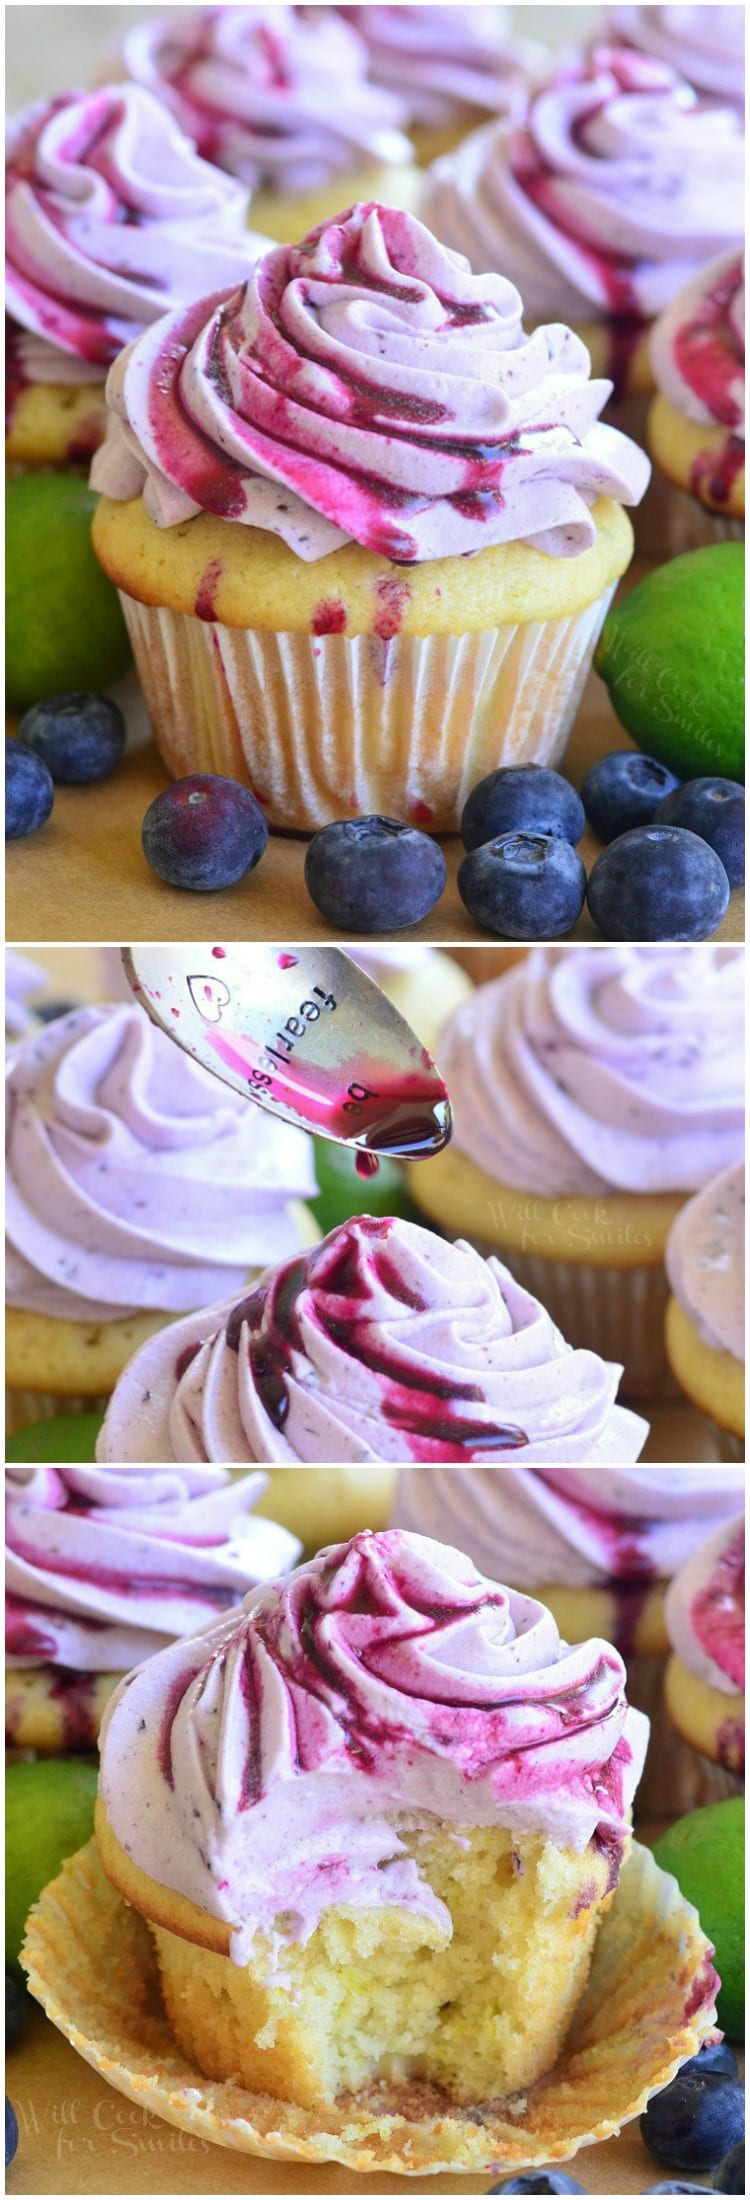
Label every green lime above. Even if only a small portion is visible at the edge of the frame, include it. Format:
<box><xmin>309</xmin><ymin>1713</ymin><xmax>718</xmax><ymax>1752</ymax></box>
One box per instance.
<box><xmin>6</xmin><ymin>474</ymin><xmax>132</xmax><ymax>712</ymax></box>
<box><xmin>594</xmin><ymin>543</ymin><xmax>744</xmax><ymax>782</ymax></box>
<box><xmin>653</xmin><ymin>1797</ymin><xmax>744</xmax><ymax>2039</ymax></box>
<box><xmin>5</xmin><ymin>1411</ymin><xmax>103</xmax><ymax>1463</ymax></box>
<box><xmin>309</xmin><ymin>1136</ymin><xmax>423</xmax><ymax>1235</ymax></box>
<box><xmin>6</xmin><ymin>1758</ymin><xmax>99</xmax><ymax>1976</ymax></box>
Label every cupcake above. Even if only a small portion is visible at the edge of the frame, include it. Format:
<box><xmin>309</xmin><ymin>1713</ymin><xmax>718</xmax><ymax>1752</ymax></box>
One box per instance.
<box><xmin>5</xmin><ymin>1465</ymin><xmax>300</xmax><ymax>1752</ymax></box>
<box><xmin>90</xmin><ymin>201</ymin><xmax>648</xmax><ymax>833</ymax></box>
<box><xmin>664</xmin><ymin>1514</ymin><xmax>745</xmax><ymax>1805</ymax></box>
<box><xmin>609</xmin><ymin>5</ymin><xmax>745</xmax><ymax>108</ymax></box>
<box><xmin>5</xmin><ymin>83</ymin><xmax>267</xmax><ymax>471</ymax></box>
<box><xmin>95</xmin><ymin>1527</ymin><xmax>649</xmax><ymax>2108</ymax></box>
<box><xmin>114</xmin><ymin>5</ymin><xmax>416</xmax><ymax>243</ymax></box>
<box><xmin>255</xmin><ymin>1467</ymin><xmax>397</xmax><ymax>1552</ymax></box>
<box><xmin>5</xmin><ymin>950</ymin><xmax>46</xmax><ymax>1043</ymax></box>
<box><xmin>340</xmin><ymin>5</ymin><xmax>543</xmax><ymax>166</ymax></box>
<box><xmin>5</xmin><ymin>1004</ymin><xmax>317</xmax><ymax>1434</ymax></box>
<box><xmin>647</xmin><ymin>253</ymin><xmax>745</xmax><ymax>557</ymax></box>
<box><xmin>95</xmin><ymin>1212</ymin><xmax>648</xmax><ymax>1463</ymax></box>
<box><xmin>409</xmin><ymin>945</ymin><xmax>745</xmax><ymax>1398</ymax></box>
<box><xmin>665</xmin><ymin>1164</ymin><xmax>745</xmax><ymax>1462</ymax></box>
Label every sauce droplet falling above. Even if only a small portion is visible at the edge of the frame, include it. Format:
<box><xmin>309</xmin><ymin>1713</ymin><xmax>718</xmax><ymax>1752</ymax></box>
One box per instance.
<box><xmin>355</xmin><ymin>1150</ymin><xmax>380</xmax><ymax>1178</ymax></box>
<box><xmin>277</xmin><ymin>953</ymin><xmax>299</xmax><ymax>969</ymax></box>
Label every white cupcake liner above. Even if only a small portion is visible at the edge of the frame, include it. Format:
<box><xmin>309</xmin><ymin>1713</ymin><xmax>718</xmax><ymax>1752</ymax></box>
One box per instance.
<box><xmin>117</xmin><ymin>585</ymin><xmax>616</xmax><ymax>833</ymax></box>
<box><xmin>467</xmin><ymin>1242</ymin><xmax>674</xmax><ymax>1401</ymax></box>
<box><xmin>6</xmin><ymin>1387</ymin><xmax>110</xmax><ymax>1438</ymax></box>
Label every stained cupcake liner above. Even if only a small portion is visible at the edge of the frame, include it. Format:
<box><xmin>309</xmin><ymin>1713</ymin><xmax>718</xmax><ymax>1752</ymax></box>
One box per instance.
<box><xmin>23</xmin><ymin>1836</ymin><xmax>718</xmax><ymax>2177</ymax></box>
<box><xmin>117</xmin><ymin>586</ymin><xmax>616</xmax><ymax>833</ymax></box>
<box><xmin>466</xmin><ymin>1241</ymin><xmax>674</xmax><ymax>1400</ymax></box>
<box><xmin>5</xmin><ymin>1385</ymin><xmax>110</xmax><ymax>1437</ymax></box>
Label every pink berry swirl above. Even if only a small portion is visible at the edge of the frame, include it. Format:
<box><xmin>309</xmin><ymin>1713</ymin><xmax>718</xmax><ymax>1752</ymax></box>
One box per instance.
<box><xmin>5</xmin><ymin>84</ymin><xmax>264</xmax><ymax>386</ymax></box>
<box><xmin>610</xmin><ymin>7</ymin><xmax>745</xmax><ymax>108</ymax></box>
<box><xmin>98</xmin><ymin>1529</ymin><xmax>649</xmax><ymax>1952</ymax></box>
<box><xmin>650</xmin><ymin>252</ymin><xmax>745</xmax><ymax>432</ymax></box>
<box><xmin>666</xmin><ymin>1516</ymin><xmax>745</xmax><ymax>1700</ymax></box>
<box><xmin>95</xmin><ymin>1215</ymin><xmax>647</xmax><ymax>1464</ymax></box>
<box><xmin>116</xmin><ymin>4</ymin><xmax>411</xmax><ymax>191</ymax></box>
<box><xmin>90</xmin><ymin>199</ymin><xmax>649</xmax><ymax>563</ymax></box>
<box><xmin>339</xmin><ymin>5</ymin><xmax>539</xmax><ymax>130</ymax></box>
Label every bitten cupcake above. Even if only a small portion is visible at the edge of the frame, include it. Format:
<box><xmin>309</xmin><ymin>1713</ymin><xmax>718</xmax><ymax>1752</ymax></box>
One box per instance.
<box><xmin>90</xmin><ymin>201</ymin><xmax>648</xmax><ymax>832</ymax></box>
<box><xmin>409</xmin><ymin>946</ymin><xmax>745</xmax><ymax>1397</ymax></box>
<box><xmin>340</xmin><ymin>5</ymin><xmax>543</xmax><ymax>165</ymax></box>
<box><xmin>647</xmin><ymin>253</ymin><xmax>745</xmax><ymax>557</ymax></box>
<box><xmin>95</xmin><ymin>1213</ymin><xmax>648</xmax><ymax>1463</ymax></box>
<box><xmin>665</xmin><ymin>1164</ymin><xmax>745</xmax><ymax>1462</ymax></box>
<box><xmin>5</xmin><ymin>84</ymin><xmax>266</xmax><ymax>471</ymax></box>
<box><xmin>5</xmin><ymin>1004</ymin><xmax>317</xmax><ymax>1433</ymax></box>
<box><xmin>95</xmin><ymin>1528</ymin><xmax>649</xmax><ymax>2108</ymax></box>
<box><xmin>610</xmin><ymin>5</ymin><xmax>745</xmax><ymax>108</ymax></box>
<box><xmin>5</xmin><ymin>1465</ymin><xmax>300</xmax><ymax>1751</ymax></box>
<box><xmin>114</xmin><ymin>5</ymin><xmax>416</xmax><ymax>243</ymax></box>
<box><xmin>664</xmin><ymin>1514</ymin><xmax>745</xmax><ymax>1805</ymax></box>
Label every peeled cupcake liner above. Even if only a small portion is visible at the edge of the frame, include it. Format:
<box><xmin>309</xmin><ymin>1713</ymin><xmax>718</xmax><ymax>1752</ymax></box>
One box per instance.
<box><xmin>460</xmin><ymin>1238</ymin><xmax>676</xmax><ymax>1401</ymax></box>
<box><xmin>23</xmin><ymin>1836</ymin><xmax>718</xmax><ymax>2177</ymax></box>
<box><xmin>115</xmin><ymin>585</ymin><xmax>616</xmax><ymax>833</ymax></box>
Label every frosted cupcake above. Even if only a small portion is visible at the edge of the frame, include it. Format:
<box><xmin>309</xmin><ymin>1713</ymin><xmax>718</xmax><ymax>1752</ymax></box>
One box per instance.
<box><xmin>609</xmin><ymin>5</ymin><xmax>745</xmax><ymax>108</ymax></box>
<box><xmin>340</xmin><ymin>5</ymin><xmax>543</xmax><ymax>165</ymax></box>
<box><xmin>95</xmin><ymin>1212</ymin><xmax>648</xmax><ymax>1463</ymax></box>
<box><xmin>5</xmin><ymin>951</ymin><xmax>46</xmax><ymax>1043</ymax></box>
<box><xmin>647</xmin><ymin>253</ymin><xmax>745</xmax><ymax>556</ymax></box>
<box><xmin>95</xmin><ymin>1527</ymin><xmax>649</xmax><ymax>2107</ymax></box>
<box><xmin>5</xmin><ymin>1465</ymin><xmax>299</xmax><ymax>1752</ymax></box>
<box><xmin>91</xmin><ymin>201</ymin><xmax>648</xmax><ymax>833</ymax></box>
<box><xmin>114</xmin><ymin>5</ymin><xmax>416</xmax><ymax>243</ymax></box>
<box><xmin>664</xmin><ymin>1514</ymin><xmax>745</xmax><ymax>1806</ymax></box>
<box><xmin>6</xmin><ymin>1004</ymin><xmax>317</xmax><ymax>1433</ymax></box>
<box><xmin>665</xmin><ymin>1164</ymin><xmax>745</xmax><ymax>1463</ymax></box>
<box><xmin>5</xmin><ymin>84</ymin><xmax>266</xmax><ymax>471</ymax></box>
<box><xmin>408</xmin><ymin>945</ymin><xmax>745</xmax><ymax>1397</ymax></box>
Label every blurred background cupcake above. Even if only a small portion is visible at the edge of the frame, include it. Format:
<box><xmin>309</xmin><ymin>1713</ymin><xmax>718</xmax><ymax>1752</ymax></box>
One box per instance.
<box><xmin>91</xmin><ymin>200</ymin><xmax>648</xmax><ymax>832</ymax></box>
<box><xmin>647</xmin><ymin>253</ymin><xmax>745</xmax><ymax>558</ymax></box>
<box><xmin>408</xmin><ymin>945</ymin><xmax>745</xmax><ymax>1399</ymax></box>
<box><xmin>339</xmin><ymin>4</ymin><xmax>545</xmax><ymax>165</ymax></box>
<box><xmin>664</xmin><ymin>1514</ymin><xmax>745</xmax><ymax>1807</ymax></box>
<box><xmin>665</xmin><ymin>1164</ymin><xmax>745</xmax><ymax>1462</ymax></box>
<box><xmin>5</xmin><ymin>950</ymin><xmax>47</xmax><ymax>1044</ymax></box>
<box><xmin>253</xmin><ymin>1467</ymin><xmax>396</xmax><ymax>1551</ymax></box>
<box><xmin>112</xmin><ymin>4</ymin><xmax>416</xmax><ymax>241</ymax></box>
<box><xmin>5</xmin><ymin>1002</ymin><xmax>317</xmax><ymax>1434</ymax></box>
<box><xmin>5</xmin><ymin>82</ymin><xmax>265</xmax><ymax>470</ymax></box>
<box><xmin>609</xmin><ymin>4</ymin><xmax>745</xmax><ymax>108</ymax></box>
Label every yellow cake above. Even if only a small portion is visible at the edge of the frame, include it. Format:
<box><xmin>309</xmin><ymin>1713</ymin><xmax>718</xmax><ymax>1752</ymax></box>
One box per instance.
<box><xmin>5</xmin><ymin>381</ymin><xmax>108</xmax><ymax>472</ymax></box>
<box><xmin>253</xmin><ymin>1468</ymin><xmax>397</xmax><ymax>1553</ymax></box>
<box><xmin>5</xmin><ymin>1306</ymin><xmax>175</xmax><ymax>1438</ymax></box>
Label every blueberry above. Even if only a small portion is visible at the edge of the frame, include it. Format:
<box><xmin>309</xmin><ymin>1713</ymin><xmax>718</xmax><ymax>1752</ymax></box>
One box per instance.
<box><xmin>684</xmin><ymin>2042</ymin><xmax>739</xmax><ymax>2083</ymax></box>
<box><xmin>640</xmin><ymin>2070</ymin><xmax>744</xmax><ymax>2174</ymax></box>
<box><xmin>645</xmin><ymin>2185</ymin><xmax>714</xmax><ymax>2193</ymax></box>
<box><xmin>304</xmin><ymin>816</ymin><xmax>446</xmax><ymax>932</ymax></box>
<box><xmin>715</xmin><ymin>2141</ymin><xmax>745</xmax><ymax>2192</ymax></box>
<box><xmin>16</xmin><ymin>692</ymin><xmax>126</xmax><ymax>784</ymax></box>
<box><xmin>587</xmin><ymin>826</ymin><xmax>729</xmax><ymax>940</ymax></box>
<box><xmin>141</xmin><ymin>774</ymin><xmax>268</xmax><ymax>891</ymax></box>
<box><xmin>580</xmin><ymin>749</ymin><xmax>680</xmax><ymax>842</ymax></box>
<box><xmin>458</xmin><ymin>832</ymin><xmax>586</xmax><ymax>938</ymax></box>
<box><xmin>654</xmin><ymin>778</ymin><xmax>744</xmax><ymax>888</ymax></box>
<box><xmin>5</xmin><ymin>2098</ymin><xmax>18</xmax><ymax>2170</ymax></box>
<box><xmin>5</xmin><ymin>1975</ymin><xmax>27</xmax><ymax>2049</ymax></box>
<box><xmin>461</xmin><ymin>765</ymin><xmax>584</xmax><ymax>853</ymax></box>
<box><xmin>486</xmin><ymin>2177</ymin><xmax>586</xmax><ymax>2195</ymax></box>
<box><xmin>5</xmin><ymin>738</ymin><xmax>54</xmax><ymax>839</ymax></box>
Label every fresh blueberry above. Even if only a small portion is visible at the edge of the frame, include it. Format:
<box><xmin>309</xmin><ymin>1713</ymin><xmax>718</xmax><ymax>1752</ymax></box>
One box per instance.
<box><xmin>580</xmin><ymin>749</ymin><xmax>680</xmax><ymax>842</ymax></box>
<box><xmin>587</xmin><ymin>826</ymin><xmax>729</xmax><ymax>940</ymax></box>
<box><xmin>654</xmin><ymin>778</ymin><xmax>744</xmax><ymax>888</ymax></box>
<box><xmin>683</xmin><ymin>2042</ymin><xmax>739</xmax><ymax>2083</ymax></box>
<box><xmin>141</xmin><ymin>774</ymin><xmax>268</xmax><ymax>891</ymax></box>
<box><xmin>640</xmin><ymin>2070</ymin><xmax>744</xmax><ymax>2174</ymax></box>
<box><xmin>461</xmin><ymin>765</ymin><xmax>585</xmax><ymax>853</ymax></box>
<box><xmin>645</xmin><ymin>2185</ymin><xmax>714</xmax><ymax>2193</ymax></box>
<box><xmin>16</xmin><ymin>692</ymin><xmax>126</xmax><ymax>784</ymax></box>
<box><xmin>458</xmin><ymin>832</ymin><xmax>586</xmax><ymax>939</ymax></box>
<box><xmin>5</xmin><ymin>1975</ymin><xmax>27</xmax><ymax>2049</ymax></box>
<box><xmin>304</xmin><ymin>816</ymin><xmax>446</xmax><ymax>932</ymax></box>
<box><xmin>5</xmin><ymin>2098</ymin><xmax>18</xmax><ymax>2170</ymax></box>
<box><xmin>486</xmin><ymin>2177</ymin><xmax>586</xmax><ymax>2195</ymax></box>
<box><xmin>714</xmin><ymin>2141</ymin><xmax>745</xmax><ymax>2192</ymax></box>
<box><xmin>5</xmin><ymin>738</ymin><xmax>54</xmax><ymax>839</ymax></box>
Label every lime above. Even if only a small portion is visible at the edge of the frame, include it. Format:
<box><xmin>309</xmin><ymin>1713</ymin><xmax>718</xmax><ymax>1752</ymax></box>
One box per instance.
<box><xmin>6</xmin><ymin>1758</ymin><xmax>98</xmax><ymax>1976</ymax></box>
<box><xmin>5</xmin><ymin>1411</ymin><xmax>103</xmax><ymax>1463</ymax></box>
<box><xmin>594</xmin><ymin>543</ymin><xmax>744</xmax><ymax>782</ymax></box>
<box><xmin>6</xmin><ymin>474</ymin><xmax>132</xmax><ymax>712</ymax></box>
<box><xmin>653</xmin><ymin>1797</ymin><xmax>744</xmax><ymax>2039</ymax></box>
<box><xmin>309</xmin><ymin>1136</ymin><xmax>423</xmax><ymax>1235</ymax></box>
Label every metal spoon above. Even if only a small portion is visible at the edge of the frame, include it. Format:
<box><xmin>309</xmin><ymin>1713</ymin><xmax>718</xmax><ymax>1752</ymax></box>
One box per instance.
<box><xmin>122</xmin><ymin>944</ymin><xmax>452</xmax><ymax>1161</ymax></box>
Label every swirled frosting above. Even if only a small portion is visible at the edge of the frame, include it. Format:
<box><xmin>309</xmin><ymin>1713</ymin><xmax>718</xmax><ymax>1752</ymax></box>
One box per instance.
<box><xmin>98</xmin><ymin>1527</ymin><xmax>649</xmax><ymax>1956</ymax></box>
<box><xmin>421</xmin><ymin>47</ymin><xmax>744</xmax><ymax>328</ymax></box>
<box><xmin>5</xmin><ymin>1005</ymin><xmax>316</xmax><ymax>1322</ymax></box>
<box><xmin>340</xmin><ymin>6</ymin><xmax>539</xmax><ymax>131</ymax></box>
<box><xmin>396</xmin><ymin>1468</ymin><xmax>746</xmax><ymax>1593</ymax></box>
<box><xmin>90</xmin><ymin>199</ymin><xmax>649</xmax><ymax>563</ymax></box>
<box><xmin>5</xmin><ymin>85</ymin><xmax>267</xmax><ymax>388</ymax></box>
<box><xmin>437</xmin><ymin>946</ymin><xmax>745</xmax><ymax>1198</ymax></box>
<box><xmin>95</xmin><ymin>1214</ymin><xmax>647</xmax><ymax>1464</ymax></box>
<box><xmin>666</xmin><ymin>1164</ymin><xmax>745</xmax><ymax>1362</ymax></box>
<box><xmin>651</xmin><ymin>253</ymin><xmax>745</xmax><ymax>432</ymax></box>
<box><xmin>610</xmin><ymin>6</ymin><xmax>745</xmax><ymax>107</ymax></box>
<box><xmin>5</xmin><ymin>950</ymin><xmax>46</xmax><ymax>1043</ymax></box>
<box><xmin>5</xmin><ymin>1465</ymin><xmax>300</xmax><ymax>1673</ymax></box>
<box><xmin>116</xmin><ymin>5</ymin><xmax>411</xmax><ymax>192</ymax></box>
<box><xmin>666</xmin><ymin>1516</ymin><xmax>744</xmax><ymax>1699</ymax></box>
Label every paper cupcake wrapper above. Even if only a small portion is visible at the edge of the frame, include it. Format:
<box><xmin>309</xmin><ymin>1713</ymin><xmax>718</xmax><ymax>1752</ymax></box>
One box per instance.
<box><xmin>117</xmin><ymin>586</ymin><xmax>616</xmax><ymax>833</ymax></box>
<box><xmin>6</xmin><ymin>1385</ymin><xmax>110</xmax><ymax>1436</ymax></box>
<box><xmin>710</xmin><ymin>1425</ymin><xmax>744</xmax><ymax>1462</ymax></box>
<box><xmin>23</xmin><ymin>1837</ymin><xmax>717</xmax><ymax>2177</ymax></box>
<box><xmin>467</xmin><ymin>1242</ymin><xmax>674</xmax><ymax>1400</ymax></box>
